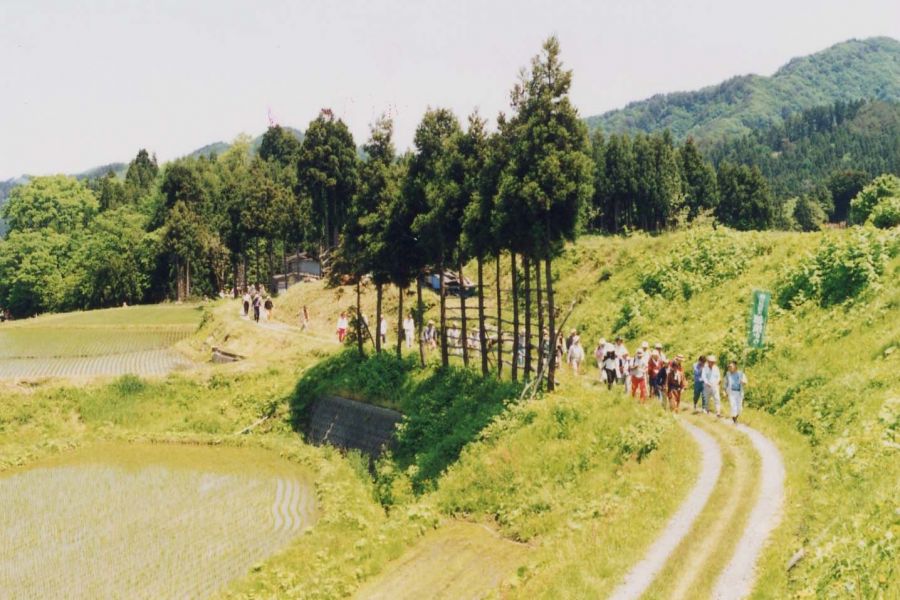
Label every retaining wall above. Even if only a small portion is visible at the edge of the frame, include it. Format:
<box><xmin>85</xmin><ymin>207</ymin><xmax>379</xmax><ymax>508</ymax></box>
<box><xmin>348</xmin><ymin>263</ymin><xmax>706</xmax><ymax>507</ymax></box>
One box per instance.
<box><xmin>306</xmin><ymin>395</ymin><xmax>402</xmax><ymax>458</ymax></box>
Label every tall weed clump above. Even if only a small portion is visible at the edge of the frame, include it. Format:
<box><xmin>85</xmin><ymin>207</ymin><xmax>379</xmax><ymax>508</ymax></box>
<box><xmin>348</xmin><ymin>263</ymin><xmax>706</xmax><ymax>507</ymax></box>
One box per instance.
<box><xmin>638</xmin><ymin>228</ymin><xmax>761</xmax><ymax>300</ymax></box>
<box><xmin>777</xmin><ymin>228</ymin><xmax>898</xmax><ymax>308</ymax></box>
<box><xmin>614</xmin><ymin>227</ymin><xmax>763</xmax><ymax>337</ymax></box>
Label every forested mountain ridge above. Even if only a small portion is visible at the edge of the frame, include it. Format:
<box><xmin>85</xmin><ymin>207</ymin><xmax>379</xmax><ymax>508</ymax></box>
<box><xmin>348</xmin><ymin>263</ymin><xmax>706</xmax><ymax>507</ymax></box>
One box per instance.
<box><xmin>585</xmin><ymin>37</ymin><xmax>900</xmax><ymax>144</ymax></box>
<box><xmin>705</xmin><ymin>99</ymin><xmax>900</xmax><ymax>220</ymax></box>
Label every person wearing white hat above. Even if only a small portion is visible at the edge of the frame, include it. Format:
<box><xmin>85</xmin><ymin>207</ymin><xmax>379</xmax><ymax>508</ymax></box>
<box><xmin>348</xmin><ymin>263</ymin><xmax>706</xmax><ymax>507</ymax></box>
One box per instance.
<box><xmin>629</xmin><ymin>349</ymin><xmax>648</xmax><ymax>403</ymax></box>
<box><xmin>702</xmin><ymin>354</ymin><xmax>722</xmax><ymax>417</ymax></box>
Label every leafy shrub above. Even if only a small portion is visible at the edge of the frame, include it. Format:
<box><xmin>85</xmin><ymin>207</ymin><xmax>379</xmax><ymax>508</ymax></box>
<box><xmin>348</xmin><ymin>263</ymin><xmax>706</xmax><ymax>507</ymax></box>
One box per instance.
<box><xmin>617</xmin><ymin>415</ymin><xmax>669</xmax><ymax>463</ymax></box>
<box><xmin>613</xmin><ymin>290</ymin><xmax>653</xmax><ymax>337</ymax></box>
<box><xmin>777</xmin><ymin>229</ymin><xmax>897</xmax><ymax>308</ymax></box>
<box><xmin>639</xmin><ymin>228</ymin><xmax>759</xmax><ymax>300</ymax></box>
<box><xmin>869</xmin><ymin>195</ymin><xmax>900</xmax><ymax>229</ymax></box>
<box><xmin>793</xmin><ymin>195</ymin><xmax>827</xmax><ymax>231</ymax></box>
<box><xmin>849</xmin><ymin>174</ymin><xmax>900</xmax><ymax>224</ymax></box>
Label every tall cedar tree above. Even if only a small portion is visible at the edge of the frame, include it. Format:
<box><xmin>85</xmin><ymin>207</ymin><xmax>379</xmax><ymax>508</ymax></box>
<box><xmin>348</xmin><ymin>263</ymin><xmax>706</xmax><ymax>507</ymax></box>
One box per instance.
<box><xmin>259</xmin><ymin>125</ymin><xmax>302</xmax><ymax>168</ymax></box>
<box><xmin>494</xmin><ymin>115</ymin><xmax>535</xmax><ymax>383</ymax></box>
<box><xmin>218</xmin><ymin>139</ymin><xmax>252</xmax><ymax>295</ymax></box>
<box><xmin>587</xmin><ymin>130</ymin><xmax>608</xmax><ymax>230</ymax></box>
<box><xmin>388</xmin><ymin>152</ymin><xmax>428</xmax><ymax>364</ymax></box>
<box><xmin>602</xmin><ymin>134</ymin><xmax>635</xmax><ymax>232</ymax></box>
<box><xmin>298</xmin><ymin>110</ymin><xmax>358</xmax><ymax>251</ymax></box>
<box><xmin>679</xmin><ymin>136</ymin><xmax>718</xmax><ymax>219</ymax></box>
<box><xmin>504</xmin><ymin>36</ymin><xmax>594</xmax><ymax>391</ymax></box>
<box><xmin>357</xmin><ymin>116</ymin><xmax>402</xmax><ymax>353</ymax></box>
<box><xmin>409</xmin><ymin>109</ymin><xmax>463</xmax><ymax>368</ymax></box>
<box><xmin>479</xmin><ymin>116</ymin><xmax>513</xmax><ymax>377</ymax></box>
<box><xmin>443</xmin><ymin>113</ymin><xmax>487</xmax><ymax>367</ymax></box>
<box><xmin>125</xmin><ymin>149</ymin><xmax>159</xmax><ymax>202</ymax></box>
<box><xmin>460</xmin><ymin>114</ymin><xmax>494</xmax><ymax>375</ymax></box>
<box><xmin>160</xmin><ymin>162</ymin><xmax>219</xmax><ymax>299</ymax></box>
<box><xmin>716</xmin><ymin>162</ymin><xmax>774</xmax><ymax>230</ymax></box>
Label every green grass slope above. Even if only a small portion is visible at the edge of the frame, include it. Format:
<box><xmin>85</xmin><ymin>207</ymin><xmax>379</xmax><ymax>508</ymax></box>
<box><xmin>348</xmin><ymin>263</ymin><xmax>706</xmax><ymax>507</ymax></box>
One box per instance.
<box><xmin>3</xmin><ymin>222</ymin><xmax>897</xmax><ymax>598</ymax></box>
<box><xmin>548</xmin><ymin>226</ymin><xmax>899</xmax><ymax>597</ymax></box>
<box><xmin>586</xmin><ymin>37</ymin><xmax>900</xmax><ymax>145</ymax></box>
<box><xmin>273</xmin><ymin>223</ymin><xmax>898</xmax><ymax>597</ymax></box>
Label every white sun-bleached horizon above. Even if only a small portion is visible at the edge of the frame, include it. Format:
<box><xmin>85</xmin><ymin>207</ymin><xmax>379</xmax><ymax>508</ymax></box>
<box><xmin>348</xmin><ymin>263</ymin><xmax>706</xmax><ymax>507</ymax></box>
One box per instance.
<box><xmin>1</xmin><ymin>0</ymin><xmax>898</xmax><ymax>177</ymax></box>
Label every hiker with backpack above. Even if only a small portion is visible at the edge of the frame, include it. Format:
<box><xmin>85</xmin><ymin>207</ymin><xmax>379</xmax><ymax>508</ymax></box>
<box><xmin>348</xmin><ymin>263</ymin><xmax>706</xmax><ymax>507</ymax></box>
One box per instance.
<box><xmin>667</xmin><ymin>356</ymin><xmax>687</xmax><ymax>412</ymax></box>
<box><xmin>630</xmin><ymin>349</ymin><xmax>648</xmax><ymax>403</ymax></box>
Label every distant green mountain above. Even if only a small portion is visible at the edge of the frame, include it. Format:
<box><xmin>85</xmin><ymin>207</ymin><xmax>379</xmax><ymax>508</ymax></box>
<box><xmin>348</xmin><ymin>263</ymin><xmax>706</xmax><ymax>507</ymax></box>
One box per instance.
<box><xmin>73</xmin><ymin>162</ymin><xmax>128</xmax><ymax>181</ymax></box>
<box><xmin>585</xmin><ymin>37</ymin><xmax>900</xmax><ymax>144</ymax></box>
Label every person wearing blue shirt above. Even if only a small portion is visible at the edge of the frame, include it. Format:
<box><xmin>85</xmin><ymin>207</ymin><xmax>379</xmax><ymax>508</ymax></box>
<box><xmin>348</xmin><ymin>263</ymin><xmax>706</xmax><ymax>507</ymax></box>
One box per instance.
<box><xmin>725</xmin><ymin>361</ymin><xmax>749</xmax><ymax>424</ymax></box>
<box><xmin>692</xmin><ymin>355</ymin><xmax>706</xmax><ymax>413</ymax></box>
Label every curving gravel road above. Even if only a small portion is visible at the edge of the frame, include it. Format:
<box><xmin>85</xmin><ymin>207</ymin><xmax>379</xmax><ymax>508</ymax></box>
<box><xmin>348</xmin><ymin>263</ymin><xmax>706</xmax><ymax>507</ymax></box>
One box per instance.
<box><xmin>711</xmin><ymin>423</ymin><xmax>785</xmax><ymax>600</ymax></box>
<box><xmin>609</xmin><ymin>419</ymin><xmax>723</xmax><ymax>600</ymax></box>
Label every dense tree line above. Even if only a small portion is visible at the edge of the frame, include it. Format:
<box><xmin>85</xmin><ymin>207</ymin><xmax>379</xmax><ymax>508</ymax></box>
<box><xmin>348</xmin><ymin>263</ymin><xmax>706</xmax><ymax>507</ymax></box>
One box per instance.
<box><xmin>707</xmin><ymin>100</ymin><xmax>900</xmax><ymax>222</ymax></box>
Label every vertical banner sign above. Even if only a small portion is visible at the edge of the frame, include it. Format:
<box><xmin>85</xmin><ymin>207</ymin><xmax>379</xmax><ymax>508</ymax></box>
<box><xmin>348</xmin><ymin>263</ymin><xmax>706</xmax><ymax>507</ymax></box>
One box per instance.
<box><xmin>748</xmin><ymin>290</ymin><xmax>771</xmax><ymax>348</ymax></box>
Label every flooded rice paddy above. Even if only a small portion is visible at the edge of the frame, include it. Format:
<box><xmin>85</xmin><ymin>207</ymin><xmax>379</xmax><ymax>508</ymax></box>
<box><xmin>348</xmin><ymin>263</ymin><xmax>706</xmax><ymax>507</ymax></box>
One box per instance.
<box><xmin>0</xmin><ymin>443</ymin><xmax>316</xmax><ymax>598</ymax></box>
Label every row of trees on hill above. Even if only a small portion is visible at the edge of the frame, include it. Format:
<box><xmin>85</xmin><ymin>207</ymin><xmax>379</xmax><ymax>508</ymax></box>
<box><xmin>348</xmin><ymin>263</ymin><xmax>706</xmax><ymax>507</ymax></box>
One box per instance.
<box><xmin>333</xmin><ymin>37</ymin><xmax>592</xmax><ymax>390</ymax></box>
<box><xmin>0</xmin><ymin>37</ymin><xmax>594</xmax><ymax>390</ymax></box>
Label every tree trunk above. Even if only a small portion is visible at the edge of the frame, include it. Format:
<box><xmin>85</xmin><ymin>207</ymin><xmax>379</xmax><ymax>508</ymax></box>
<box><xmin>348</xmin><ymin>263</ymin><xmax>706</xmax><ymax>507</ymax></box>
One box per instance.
<box><xmin>185</xmin><ymin>257</ymin><xmax>191</xmax><ymax>298</ymax></box>
<box><xmin>545</xmin><ymin>256</ymin><xmax>556</xmax><ymax>392</ymax></box>
<box><xmin>417</xmin><ymin>277</ymin><xmax>426</xmax><ymax>368</ymax></box>
<box><xmin>536</xmin><ymin>257</ymin><xmax>544</xmax><ymax>386</ymax></box>
<box><xmin>267</xmin><ymin>240</ymin><xmax>276</xmax><ymax>295</ymax></box>
<box><xmin>523</xmin><ymin>254</ymin><xmax>532</xmax><ymax>380</ymax></box>
<box><xmin>175</xmin><ymin>257</ymin><xmax>182</xmax><ymax>301</ymax></box>
<box><xmin>232</xmin><ymin>259</ymin><xmax>240</xmax><ymax>298</ymax></box>
<box><xmin>254</xmin><ymin>238</ymin><xmax>260</xmax><ymax>287</ymax></box>
<box><xmin>356</xmin><ymin>278</ymin><xmax>364</xmax><ymax>357</ymax></box>
<box><xmin>396</xmin><ymin>286</ymin><xmax>403</xmax><ymax>359</ymax></box>
<box><xmin>511</xmin><ymin>252</ymin><xmax>519</xmax><ymax>383</ymax></box>
<box><xmin>477</xmin><ymin>254</ymin><xmax>488</xmax><ymax>376</ymax></box>
<box><xmin>458</xmin><ymin>258</ymin><xmax>469</xmax><ymax>367</ymax></box>
<box><xmin>495</xmin><ymin>252</ymin><xmax>502</xmax><ymax>379</ymax></box>
<box><xmin>438</xmin><ymin>258</ymin><xmax>448</xmax><ymax>368</ymax></box>
<box><xmin>375</xmin><ymin>282</ymin><xmax>383</xmax><ymax>353</ymax></box>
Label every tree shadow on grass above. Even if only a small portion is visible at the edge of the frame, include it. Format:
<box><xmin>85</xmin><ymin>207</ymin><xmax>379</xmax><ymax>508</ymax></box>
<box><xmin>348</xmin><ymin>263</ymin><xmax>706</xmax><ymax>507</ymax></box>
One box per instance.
<box><xmin>288</xmin><ymin>349</ymin><xmax>521</xmax><ymax>492</ymax></box>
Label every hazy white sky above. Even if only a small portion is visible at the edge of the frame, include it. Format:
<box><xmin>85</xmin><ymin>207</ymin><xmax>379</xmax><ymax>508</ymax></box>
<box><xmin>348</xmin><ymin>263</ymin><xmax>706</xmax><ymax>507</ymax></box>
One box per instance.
<box><xmin>2</xmin><ymin>0</ymin><xmax>899</xmax><ymax>177</ymax></box>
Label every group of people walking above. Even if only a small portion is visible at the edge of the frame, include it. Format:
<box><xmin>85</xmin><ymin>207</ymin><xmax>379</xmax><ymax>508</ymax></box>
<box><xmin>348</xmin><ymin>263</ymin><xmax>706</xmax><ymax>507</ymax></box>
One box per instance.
<box><xmin>240</xmin><ymin>285</ymin><xmax>274</xmax><ymax>323</ymax></box>
<box><xmin>335</xmin><ymin>312</ymin><xmax>419</xmax><ymax>348</ymax></box>
<box><xmin>588</xmin><ymin>337</ymin><xmax>749</xmax><ymax>423</ymax></box>
<box><xmin>331</xmin><ymin>309</ymin><xmax>749</xmax><ymax>423</ymax></box>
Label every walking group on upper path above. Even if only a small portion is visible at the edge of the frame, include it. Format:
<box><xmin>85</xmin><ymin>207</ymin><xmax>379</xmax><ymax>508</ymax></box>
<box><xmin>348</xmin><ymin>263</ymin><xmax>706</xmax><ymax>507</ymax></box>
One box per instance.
<box><xmin>590</xmin><ymin>336</ymin><xmax>749</xmax><ymax>424</ymax></box>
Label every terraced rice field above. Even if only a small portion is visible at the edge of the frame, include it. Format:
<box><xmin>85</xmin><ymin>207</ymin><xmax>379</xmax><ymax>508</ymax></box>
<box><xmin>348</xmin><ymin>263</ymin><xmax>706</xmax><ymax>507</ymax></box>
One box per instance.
<box><xmin>0</xmin><ymin>305</ymin><xmax>200</xmax><ymax>379</ymax></box>
<box><xmin>0</xmin><ymin>443</ymin><xmax>316</xmax><ymax>599</ymax></box>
